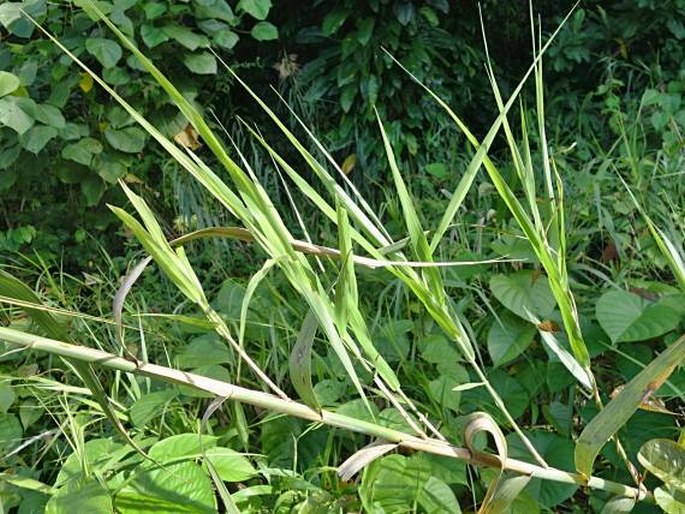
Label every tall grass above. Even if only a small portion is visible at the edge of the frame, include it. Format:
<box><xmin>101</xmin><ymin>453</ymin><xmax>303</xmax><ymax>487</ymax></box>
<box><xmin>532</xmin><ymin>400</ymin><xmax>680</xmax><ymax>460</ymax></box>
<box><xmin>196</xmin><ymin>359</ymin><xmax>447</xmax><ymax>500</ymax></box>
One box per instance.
<box><xmin>2</xmin><ymin>1</ymin><xmax>681</xmax><ymax>511</ymax></box>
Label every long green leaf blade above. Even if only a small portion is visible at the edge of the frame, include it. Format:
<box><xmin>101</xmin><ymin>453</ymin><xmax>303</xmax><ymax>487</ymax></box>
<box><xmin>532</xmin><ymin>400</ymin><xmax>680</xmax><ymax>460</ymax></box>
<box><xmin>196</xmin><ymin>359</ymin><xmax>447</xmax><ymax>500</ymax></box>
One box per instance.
<box><xmin>575</xmin><ymin>334</ymin><xmax>685</xmax><ymax>478</ymax></box>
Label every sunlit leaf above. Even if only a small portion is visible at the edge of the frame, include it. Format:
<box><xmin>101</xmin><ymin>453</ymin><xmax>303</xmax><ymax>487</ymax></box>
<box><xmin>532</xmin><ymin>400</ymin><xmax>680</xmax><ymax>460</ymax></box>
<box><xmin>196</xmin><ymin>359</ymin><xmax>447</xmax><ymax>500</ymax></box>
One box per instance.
<box><xmin>638</xmin><ymin>438</ymin><xmax>685</xmax><ymax>491</ymax></box>
<box><xmin>575</xmin><ymin>335</ymin><xmax>685</xmax><ymax>477</ymax></box>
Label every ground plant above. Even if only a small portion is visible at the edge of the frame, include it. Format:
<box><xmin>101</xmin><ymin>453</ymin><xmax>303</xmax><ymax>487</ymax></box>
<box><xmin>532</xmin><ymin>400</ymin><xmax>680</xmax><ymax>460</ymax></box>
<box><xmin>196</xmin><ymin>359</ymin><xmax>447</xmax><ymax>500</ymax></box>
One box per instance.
<box><xmin>0</xmin><ymin>1</ymin><xmax>684</xmax><ymax>513</ymax></box>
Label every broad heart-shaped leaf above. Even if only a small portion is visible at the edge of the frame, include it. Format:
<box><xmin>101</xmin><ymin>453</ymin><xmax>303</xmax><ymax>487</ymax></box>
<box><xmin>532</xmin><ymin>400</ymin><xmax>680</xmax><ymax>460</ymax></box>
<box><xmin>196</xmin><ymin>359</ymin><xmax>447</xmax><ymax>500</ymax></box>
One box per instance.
<box><xmin>85</xmin><ymin>37</ymin><xmax>123</xmax><ymax>68</ymax></box>
<box><xmin>0</xmin><ymin>3</ymin><xmax>23</xmax><ymax>28</ymax></box>
<box><xmin>599</xmin><ymin>495</ymin><xmax>636</xmax><ymax>513</ymax></box>
<box><xmin>183</xmin><ymin>52</ymin><xmax>217</xmax><ymax>75</ymax></box>
<box><xmin>490</xmin><ymin>271</ymin><xmax>556</xmax><ymax>321</ymax></box>
<box><xmin>115</xmin><ymin>461</ymin><xmax>216</xmax><ymax>513</ymax></box>
<box><xmin>162</xmin><ymin>24</ymin><xmax>210</xmax><ymax>50</ymax></box>
<box><xmin>104</xmin><ymin>126</ymin><xmax>146</xmax><ymax>153</ymax></box>
<box><xmin>129</xmin><ymin>389</ymin><xmax>178</xmax><ymax>428</ymax></box>
<box><xmin>0</xmin><ymin>97</ymin><xmax>34</xmax><ymax>134</ymax></box>
<box><xmin>0</xmin><ymin>412</ymin><xmax>22</xmax><ymax>455</ymax></box>
<box><xmin>238</xmin><ymin>0</ymin><xmax>271</xmax><ymax>20</ymax></box>
<box><xmin>359</xmin><ymin>454</ymin><xmax>441</xmax><ymax>513</ymax></box>
<box><xmin>148</xmin><ymin>433</ymin><xmax>219</xmax><ymax>462</ymax></box>
<box><xmin>140</xmin><ymin>24</ymin><xmax>169</xmax><ymax>48</ymax></box>
<box><xmin>19</xmin><ymin>125</ymin><xmax>58</xmax><ymax>154</ymax></box>
<box><xmin>0</xmin><ymin>70</ymin><xmax>21</xmax><ymax>97</ymax></box>
<box><xmin>638</xmin><ymin>439</ymin><xmax>685</xmax><ymax>491</ymax></box>
<box><xmin>487</xmin><ymin>311</ymin><xmax>537</xmax><ymax>367</ymax></box>
<box><xmin>45</xmin><ymin>478</ymin><xmax>112</xmax><ymax>514</ymax></box>
<box><xmin>61</xmin><ymin>137</ymin><xmax>103</xmax><ymax>166</ymax></box>
<box><xmin>654</xmin><ymin>487</ymin><xmax>685</xmax><ymax>514</ymax></box>
<box><xmin>250</xmin><ymin>21</ymin><xmax>278</xmax><ymax>41</ymax></box>
<box><xmin>203</xmin><ymin>447</ymin><xmax>257</xmax><ymax>482</ymax></box>
<box><xmin>417</xmin><ymin>476</ymin><xmax>462</xmax><ymax>513</ymax></box>
<box><xmin>575</xmin><ymin>335</ymin><xmax>685</xmax><ymax>478</ymax></box>
<box><xmin>596</xmin><ymin>290</ymin><xmax>681</xmax><ymax>343</ymax></box>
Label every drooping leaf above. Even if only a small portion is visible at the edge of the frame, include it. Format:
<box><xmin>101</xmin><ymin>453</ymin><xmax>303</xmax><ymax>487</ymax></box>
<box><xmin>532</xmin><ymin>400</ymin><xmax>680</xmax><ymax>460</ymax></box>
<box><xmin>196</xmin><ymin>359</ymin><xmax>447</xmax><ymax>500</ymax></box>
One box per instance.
<box><xmin>654</xmin><ymin>487</ymin><xmax>685</xmax><ymax>514</ymax></box>
<box><xmin>321</xmin><ymin>9</ymin><xmax>348</xmax><ymax>36</ymax></box>
<box><xmin>194</xmin><ymin>0</ymin><xmax>236</xmax><ymax>23</ymax></box>
<box><xmin>481</xmin><ymin>475</ymin><xmax>532</xmax><ymax>514</ymax></box>
<box><xmin>289</xmin><ymin>309</ymin><xmax>321</xmax><ymax>411</ymax></box>
<box><xmin>601</xmin><ymin>495</ymin><xmax>636</xmax><ymax>513</ymax></box>
<box><xmin>356</xmin><ymin>17</ymin><xmax>375</xmax><ymax>45</ymax></box>
<box><xmin>575</xmin><ymin>335</ymin><xmax>685</xmax><ymax>478</ymax></box>
<box><xmin>162</xmin><ymin>24</ymin><xmax>209</xmax><ymax>51</ymax></box>
<box><xmin>338</xmin><ymin>442</ymin><xmax>398</xmax><ymax>481</ymax></box>
<box><xmin>213</xmin><ymin>30</ymin><xmax>239</xmax><ymax>50</ymax></box>
<box><xmin>0</xmin><ymin>3</ymin><xmax>23</xmax><ymax>28</ymax></box>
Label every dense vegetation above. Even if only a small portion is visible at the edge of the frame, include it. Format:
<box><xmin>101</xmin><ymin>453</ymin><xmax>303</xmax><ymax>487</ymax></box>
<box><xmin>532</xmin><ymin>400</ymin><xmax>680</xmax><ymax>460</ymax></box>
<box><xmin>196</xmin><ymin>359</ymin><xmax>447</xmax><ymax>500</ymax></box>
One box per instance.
<box><xmin>0</xmin><ymin>1</ymin><xmax>683</xmax><ymax>512</ymax></box>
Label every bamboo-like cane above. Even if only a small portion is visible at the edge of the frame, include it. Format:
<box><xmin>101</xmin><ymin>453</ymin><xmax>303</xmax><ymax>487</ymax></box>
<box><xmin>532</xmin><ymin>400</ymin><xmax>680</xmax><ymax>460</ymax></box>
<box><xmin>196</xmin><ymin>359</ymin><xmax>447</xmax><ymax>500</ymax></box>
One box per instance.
<box><xmin>0</xmin><ymin>326</ymin><xmax>651</xmax><ymax>503</ymax></box>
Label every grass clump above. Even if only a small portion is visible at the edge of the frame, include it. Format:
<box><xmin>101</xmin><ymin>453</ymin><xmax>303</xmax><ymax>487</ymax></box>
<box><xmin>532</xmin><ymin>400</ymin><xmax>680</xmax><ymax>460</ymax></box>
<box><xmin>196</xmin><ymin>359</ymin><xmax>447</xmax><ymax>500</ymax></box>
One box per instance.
<box><xmin>0</xmin><ymin>2</ymin><xmax>682</xmax><ymax>513</ymax></box>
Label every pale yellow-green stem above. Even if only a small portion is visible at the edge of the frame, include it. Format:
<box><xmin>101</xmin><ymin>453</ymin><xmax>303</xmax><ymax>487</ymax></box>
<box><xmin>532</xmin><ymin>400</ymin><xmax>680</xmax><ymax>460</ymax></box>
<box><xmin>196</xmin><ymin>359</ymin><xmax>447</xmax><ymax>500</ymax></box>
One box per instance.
<box><xmin>0</xmin><ymin>327</ymin><xmax>651</xmax><ymax>503</ymax></box>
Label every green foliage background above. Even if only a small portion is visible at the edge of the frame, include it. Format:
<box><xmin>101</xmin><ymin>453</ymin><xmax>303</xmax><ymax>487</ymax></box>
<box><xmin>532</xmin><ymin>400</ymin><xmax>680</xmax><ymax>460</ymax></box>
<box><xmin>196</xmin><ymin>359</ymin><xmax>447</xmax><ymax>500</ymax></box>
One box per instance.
<box><xmin>0</xmin><ymin>1</ymin><xmax>684</xmax><ymax>512</ymax></box>
<box><xmin>1</xmin><ymin>0</ymin><xmax>683</xmax><ymax>267</ymax></box>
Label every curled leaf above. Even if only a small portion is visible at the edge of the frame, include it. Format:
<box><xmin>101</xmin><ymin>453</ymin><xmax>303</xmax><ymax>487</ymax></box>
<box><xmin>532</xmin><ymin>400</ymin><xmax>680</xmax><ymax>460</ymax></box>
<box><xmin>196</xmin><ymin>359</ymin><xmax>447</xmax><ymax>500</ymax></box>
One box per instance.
<box><xmin>289</xmin><ymin>309</ymin><xmax>321</xmax><ymax>411</ymax></box>
<box><xmin>337</xmin><ymin>441</ymin><xmax>397</xmax><ymax>481</ymax></box>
